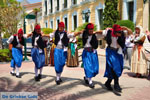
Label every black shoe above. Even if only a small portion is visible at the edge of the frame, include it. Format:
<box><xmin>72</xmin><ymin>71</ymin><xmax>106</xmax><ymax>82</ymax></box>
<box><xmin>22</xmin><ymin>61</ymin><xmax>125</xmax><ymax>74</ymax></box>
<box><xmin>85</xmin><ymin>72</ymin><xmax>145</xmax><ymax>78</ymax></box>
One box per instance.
<box><xmin>16</xmin><ymin>75</ymin><xmax>21</xmax><ymax>78</ymax></box>
<box><xmin>89</xmin><ymin>83</ymin><xmax>95</xmax><ymax>88</ymax></box>
<box><xmin>105</xmin><ymin>83</ymin><xmax>113</xmax><ymax>91</ymax></box>
<box><xmin>38</xmin><ymin>74</ymin><xmax>42</xmax><ymax>79</ymax></box>
<box><xmin>55</xmin><ymin>79</ymin><xmax>61</xmax><ymax>85</ymax></box>
<box><xmin>10</xmin><ymin>72</ymin><xmax>15</xmax><ymax>76</ymax></box>
<box><xmin>114</xmin><ymin>84</ymin><xmax>122</xmax><ymax>92</ymax></box>
<box><xmin>59</xmin><ymin>78</ymin><xmax>62</xmax><ymax>83</ymax></box>
<box><xmin>35</xmin><ymin>76</ymin><xmax>40</xmax><ymax>81</ymax></box>
<box><xmin>84</xmin><ymin>77</ymin><xmax>89</xmax><ymax>84</ymax></box>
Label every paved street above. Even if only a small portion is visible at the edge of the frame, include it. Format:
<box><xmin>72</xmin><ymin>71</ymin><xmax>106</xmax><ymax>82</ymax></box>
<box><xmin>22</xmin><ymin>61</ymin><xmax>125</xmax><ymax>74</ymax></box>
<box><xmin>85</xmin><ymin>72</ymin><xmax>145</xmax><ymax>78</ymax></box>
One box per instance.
<box><xmin>0</xmin><ymin>48</ymin><xmax>150</xmax><ymax>100</ymax></box>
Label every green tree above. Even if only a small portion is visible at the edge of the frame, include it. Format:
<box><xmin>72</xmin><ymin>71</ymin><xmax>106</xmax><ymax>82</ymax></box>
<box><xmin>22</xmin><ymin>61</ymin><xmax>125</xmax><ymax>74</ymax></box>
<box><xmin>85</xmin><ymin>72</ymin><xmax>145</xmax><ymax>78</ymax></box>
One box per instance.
<box><xmin>0</xmin><ymin>0</ymin><xmax>22</xmax><ymax>36</ymax></box>
<box><xmin>0</xmin><ymin>0</ymin><xmax>22</xmax><ymax>49</ymax></box>
<box><xmin>103</xmin><ymin>0</ymin><xmax>119</xmax><ymax>29</ymax></box>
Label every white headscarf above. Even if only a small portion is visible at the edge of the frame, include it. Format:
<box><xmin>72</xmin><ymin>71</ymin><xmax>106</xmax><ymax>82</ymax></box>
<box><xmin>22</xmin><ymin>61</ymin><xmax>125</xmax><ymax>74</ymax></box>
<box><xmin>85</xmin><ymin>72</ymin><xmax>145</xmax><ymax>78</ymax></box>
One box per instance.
<box><xmin>134</xmin><ymin>25</ymin><xmax>145</xmax><ymax>42</ymax></box>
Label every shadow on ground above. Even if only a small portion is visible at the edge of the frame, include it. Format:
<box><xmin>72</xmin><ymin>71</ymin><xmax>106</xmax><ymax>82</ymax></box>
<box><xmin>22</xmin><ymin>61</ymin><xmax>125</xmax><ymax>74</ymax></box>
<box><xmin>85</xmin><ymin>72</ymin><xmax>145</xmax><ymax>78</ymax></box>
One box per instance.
<box><xmin>0</xmin><ymin>73</ymin><xmax>130</xmax><ymax>100</ymax></box>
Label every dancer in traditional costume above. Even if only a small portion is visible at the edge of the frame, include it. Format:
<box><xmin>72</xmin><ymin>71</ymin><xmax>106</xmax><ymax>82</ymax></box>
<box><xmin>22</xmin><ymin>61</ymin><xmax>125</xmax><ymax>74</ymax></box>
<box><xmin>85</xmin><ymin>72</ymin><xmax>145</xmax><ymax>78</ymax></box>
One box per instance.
<box><xmin>81</xmin><ymin>23</ymin><xmax>100</xmax><ymax>88</ymax></box>
<box><xmin>67</xmin><ymin>37</ymin><xmax>79</xmax><ymax>67</ymax></box>
<box><xmin>94</xmin><ymin>24</ymin><xmax>126</xmax><ymax>92</ymax></box>
<box><xmin>43</xmin><ymin>22</ymin><xmax>81</xmax><ymax>85</ymax></box>
<box><xmin>131</xmin><ymin>26</ymin><xmax>148</xmax><ymax>78</ymax></box>
<box><xmin>7</xmin><ymin>29</ymin><xmax>25</xmax><ymax>78</ymax></box>
<box><xmin>30</xmin><ymin>24</ymin><xmax>46</xmax><ymax>81</ymax></box>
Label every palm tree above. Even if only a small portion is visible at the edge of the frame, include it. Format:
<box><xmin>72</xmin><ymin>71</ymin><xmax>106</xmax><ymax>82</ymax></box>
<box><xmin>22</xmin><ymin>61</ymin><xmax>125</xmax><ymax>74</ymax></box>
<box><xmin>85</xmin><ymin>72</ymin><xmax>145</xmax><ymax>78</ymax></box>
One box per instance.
<box><xmin>33</xmin><ymin>8</ymin><xmax>40</xmax><ymax>24</ymax></box>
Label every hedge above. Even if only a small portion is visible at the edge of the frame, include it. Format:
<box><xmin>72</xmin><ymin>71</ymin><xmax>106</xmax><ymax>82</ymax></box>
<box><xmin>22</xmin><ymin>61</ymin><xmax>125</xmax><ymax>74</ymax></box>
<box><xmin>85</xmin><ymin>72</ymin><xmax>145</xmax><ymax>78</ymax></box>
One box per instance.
<box><xmin>116</xmin><ymin>20</ymin><xmax>135</xmax><ymax>31</ymax></box>
<box><xmin>0</xmin><ymin>49</ymin><xmax>11</xmax><ymax>62</ymax></box>
<box><xmin>42</xmin><ymin>28</ymin><xmax>53</xmax><ymax>34</ymax></box>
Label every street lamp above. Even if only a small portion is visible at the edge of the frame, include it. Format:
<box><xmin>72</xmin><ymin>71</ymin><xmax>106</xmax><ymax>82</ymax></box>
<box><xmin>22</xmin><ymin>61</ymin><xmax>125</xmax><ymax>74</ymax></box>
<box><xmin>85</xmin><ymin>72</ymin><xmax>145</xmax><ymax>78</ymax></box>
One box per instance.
<box><xmin>81</xmin><ymin>9</ymin><xmax>91</xmax><ymax>22</ymax></box>
<box><xmin>23</xmin><ymin>6</ymin><xmax>36</xmax><ymax>61</ymax></box>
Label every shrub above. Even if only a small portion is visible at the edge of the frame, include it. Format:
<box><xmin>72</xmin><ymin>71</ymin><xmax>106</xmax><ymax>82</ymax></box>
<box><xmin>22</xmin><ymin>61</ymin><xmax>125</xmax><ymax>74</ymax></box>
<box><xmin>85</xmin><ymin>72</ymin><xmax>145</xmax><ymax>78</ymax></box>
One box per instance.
<box><xmin>77</xmin><ymin>37</ymin><xmax>83</xmax><ymax>49</ymax></box>
<box><xmin>0</xmin><ymin>49</ymin><xmax>11</xmax><ymax>62</ymax></box>
<box><xmin>42</xmin><ymin>28</ymin><xmax>53</xmax><ymax>34</ymax></box>
<box><xmin>116</xmin><ymin>20</ymin><xmax>135</xmax><ymax>31</ymax></box>
<box><xmin>3</xmin><ymin>33</ymin><xmax>11</xmax><ymax>38</ymax></box>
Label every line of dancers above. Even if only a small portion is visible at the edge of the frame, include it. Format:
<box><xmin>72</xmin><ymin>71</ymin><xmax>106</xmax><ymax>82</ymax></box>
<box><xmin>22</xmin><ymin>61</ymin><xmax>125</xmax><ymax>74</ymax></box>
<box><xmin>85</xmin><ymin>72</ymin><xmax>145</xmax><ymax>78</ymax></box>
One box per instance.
<box><xmin>7</xmin><ymin>21</ymin><xmax>149</xmax><ymax>92</ymax></box>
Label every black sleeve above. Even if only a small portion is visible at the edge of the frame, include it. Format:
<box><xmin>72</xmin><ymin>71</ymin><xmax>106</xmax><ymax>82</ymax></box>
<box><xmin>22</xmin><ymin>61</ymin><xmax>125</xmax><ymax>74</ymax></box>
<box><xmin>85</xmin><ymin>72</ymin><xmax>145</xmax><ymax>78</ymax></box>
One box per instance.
<box><xmin>117</xmin><ymin>32</ymin><xmax>125</xmax><ymax>49</ymax></box>
<box><xmin>106</xmin><ymin>30</ymin><xmax>112</xmax><ymax>46</ymax></box>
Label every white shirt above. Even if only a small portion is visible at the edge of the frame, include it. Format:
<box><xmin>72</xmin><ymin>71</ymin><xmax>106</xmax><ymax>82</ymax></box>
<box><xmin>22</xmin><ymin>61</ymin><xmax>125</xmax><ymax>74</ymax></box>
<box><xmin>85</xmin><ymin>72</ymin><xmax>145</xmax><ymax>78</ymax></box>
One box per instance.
<box><xmin>69</xmin><ymin>37</ymin><xmax>77</xmax><ymax>43</ymax></box>
<box><xmin>69</xmin><ymin>37</ymin><xmax>77</xmax><ymax>49</ymax></box>
<box><xmin>7</xmin><ymin>34</ymin><xmax>27</xmax><ymax>48</ymax></box>
<box><xmin>102</xmin><ymin>29</ymin><xmax>120</xmax><ymax>49</ymax></box>
<box><xmin>125</xmin><ymin>36</ymin><xmax>134</xmax><ymax>48</ymax></box>
<box><xmin>49</xmin><ymin>31</ymin><xmax>74</xmax><ymax>48</ymax></box>
<box><xmin>103</xmin><ymin>29</ymin><xmax>123</xmax><ymax>54</ymax></box>
<box><xmin>34</xmin><ymin>36</ymin><xmax>40</xmax><ymax>46</ymax></box>
<box><xmin>83</xmin><ymin>34</ymin><xmax>104</xmax><ymax>48</ymax></box>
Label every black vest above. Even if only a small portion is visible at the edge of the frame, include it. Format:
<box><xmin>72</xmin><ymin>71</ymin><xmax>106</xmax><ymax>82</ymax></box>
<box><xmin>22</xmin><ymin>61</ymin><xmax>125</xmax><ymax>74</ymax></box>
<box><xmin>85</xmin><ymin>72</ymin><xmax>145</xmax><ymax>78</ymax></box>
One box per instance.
<box><xmin>106</xmin><ymin>30</ymin><xmax>125</xmax><ymax>49</ymax></box>
<box><xmin>54</xmin><ymin>30</ymin><xmax>69</xmax><ymax>47</ymax></box>
<box><xmin>11</xmin><ymin>36</ymin><xmax>25</xmax><ymax>47</ymax></box>
<box><xmin>82</xmin><ymin>32</ymin><xmax>98</xmax><ymax>49</ymax></box>
<box><xmin>32</xmin><ymin>32</ymin><xmax>46</xmax><ymax>49</ymax></box>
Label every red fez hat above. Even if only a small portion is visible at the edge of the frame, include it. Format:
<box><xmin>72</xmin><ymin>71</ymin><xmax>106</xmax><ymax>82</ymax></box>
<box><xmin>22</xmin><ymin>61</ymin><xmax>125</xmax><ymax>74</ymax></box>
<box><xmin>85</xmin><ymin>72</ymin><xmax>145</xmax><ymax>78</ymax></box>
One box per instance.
<box><xmin>35</xmin><ymin>24</ymin><xmax>41</xmax><ymax>30</ymax></box>
<box><xmin>113</xmin><ymin>24</ymin><xmax>122</xmax><ymax>32</ymax></box>
<box><xmin>18</xmin><ymin>28</ymin><xmax>23</xmax><ymax>35</ymax></box>
<box><xmin>58</xmin><ymin>22</ymin><xmax>65</xmax><ymax>28</ymax></box>
<box><xmin>87</xmin><ymin>23</ymin><xmax>94</xmax><ymax>29</ymax></box>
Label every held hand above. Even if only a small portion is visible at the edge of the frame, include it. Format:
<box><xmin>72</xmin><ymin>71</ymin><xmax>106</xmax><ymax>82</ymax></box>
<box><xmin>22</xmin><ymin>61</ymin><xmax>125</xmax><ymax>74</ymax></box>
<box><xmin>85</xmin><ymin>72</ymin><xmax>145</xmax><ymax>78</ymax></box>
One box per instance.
<box><xmin>121</xmin><ymin>26</ymin><xmax>128</xmax><ymax>30</ymax></box>
<box><xmin>146</xmin><ymin>30</ymin><xmax>150</xmax><ymax>36</ymax></box>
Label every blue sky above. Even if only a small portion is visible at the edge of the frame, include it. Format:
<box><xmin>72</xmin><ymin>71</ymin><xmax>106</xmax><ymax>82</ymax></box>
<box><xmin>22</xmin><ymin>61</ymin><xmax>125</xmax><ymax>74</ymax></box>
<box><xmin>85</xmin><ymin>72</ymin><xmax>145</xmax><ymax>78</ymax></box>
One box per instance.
<box><xmin>17</xmin><ymin>0</ymin><xmax>42</xmax><ymax>4</ymax></box>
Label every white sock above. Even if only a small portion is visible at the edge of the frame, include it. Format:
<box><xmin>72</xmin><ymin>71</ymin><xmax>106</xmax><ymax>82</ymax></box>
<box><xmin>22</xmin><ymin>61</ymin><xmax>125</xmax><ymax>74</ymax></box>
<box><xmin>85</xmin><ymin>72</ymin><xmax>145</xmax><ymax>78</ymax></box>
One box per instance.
<box><xmin>88</xmin><ymin>78</ymin><xmax>93</xmax><ymax>84</ymax></box>
<box><xmin>56</xmin><ymin>73</ymin><xmax>61</xmax><ymax>81</ymax></box>
<box><xmin>39</xmin><ymin>68</ymin><xmax>43</xmax><ymax>75</ymax></box>
<box><xmin>16</xmin><ymin>67</ymin><xmax>19</xmax><ymax>76</ymax></box>
<box><xmin>35</xmin><ymin>67</ymin><xmax>38</xmax><ymax>77</ymax></box>
<box><xmin>11</xmin><ymin>68</ymin><xmax>15</xmax><ymax>73</ymax></box>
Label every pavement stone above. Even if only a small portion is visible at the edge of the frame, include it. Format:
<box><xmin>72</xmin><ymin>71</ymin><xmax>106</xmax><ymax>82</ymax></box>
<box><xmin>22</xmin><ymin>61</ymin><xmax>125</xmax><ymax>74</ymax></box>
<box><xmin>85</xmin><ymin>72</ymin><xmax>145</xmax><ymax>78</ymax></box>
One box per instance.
<box><xmin>0</xmin><ymin>48</ymin><xmax>150</xmax><ymax>100</ymax></box>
